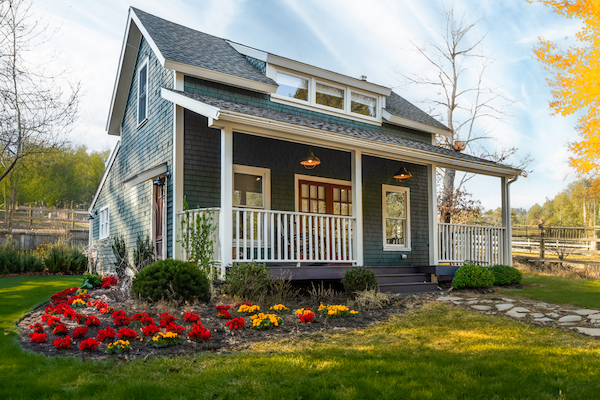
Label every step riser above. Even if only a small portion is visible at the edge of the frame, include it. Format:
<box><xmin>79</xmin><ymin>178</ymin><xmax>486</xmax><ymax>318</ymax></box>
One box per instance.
<box><xmin>379</xmin><ymin>283</ymin><xmax>439</xmax><ymax>293</ymax></box>
<box><xmin>376</xmin><ymin>275</ymin><xmax>430</xmax><ymax>284</ymax></box>
<box><xmin>366</xmin><ymin>267</ymin><xmax>420</xmax><ymax>275</ymax></box>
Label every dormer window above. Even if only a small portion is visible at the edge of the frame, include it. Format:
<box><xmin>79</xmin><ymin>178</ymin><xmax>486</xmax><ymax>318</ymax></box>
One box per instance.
<box><xmin>272</xmin><ymin>68</ymin><xmax>381</xmax><ymax>123</ymax></box>
<box><xmin>276</xmin><ymin>72</ymin><xmax>308</xmax><ymax>101</ymax></box>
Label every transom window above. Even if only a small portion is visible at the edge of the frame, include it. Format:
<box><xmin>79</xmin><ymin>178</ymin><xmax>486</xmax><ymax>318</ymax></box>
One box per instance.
<box><xmin>316</xmin><ymin>83</ymin><xmax>344</xmax><ymax>110</ymax></box>
<box><xmin>382</xmin><ymin>185</ymin><xmax>410</xmax><ymax>251</ymax></box>
<box><xmin>275</xmin><ymin>72</ymin><xmax>308</xmax><ymax>101</ymax></box>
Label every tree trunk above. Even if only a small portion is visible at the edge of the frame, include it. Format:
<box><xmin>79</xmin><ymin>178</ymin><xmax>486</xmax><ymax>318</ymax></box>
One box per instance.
<box><xmin>440</xmin><ymin>168</ymin><xmax>456</xmax><ymax>223</ymax></box>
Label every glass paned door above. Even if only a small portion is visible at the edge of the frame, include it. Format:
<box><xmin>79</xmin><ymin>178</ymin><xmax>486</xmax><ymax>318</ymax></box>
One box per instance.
<box><xmin>298</xmin><ymin>180</ymin><xmax>351</xmax><ymax>216</ymax></box>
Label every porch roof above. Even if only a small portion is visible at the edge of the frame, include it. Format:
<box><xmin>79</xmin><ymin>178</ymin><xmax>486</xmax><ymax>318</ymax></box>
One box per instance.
<box><xmin>162</xmin><ymin>88</ymin><xmax>523</xmax><ymax>178</ymax></box>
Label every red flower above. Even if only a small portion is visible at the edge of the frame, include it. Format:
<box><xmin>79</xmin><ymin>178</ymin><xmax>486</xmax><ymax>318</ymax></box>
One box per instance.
<box><xmin>29</xmin><ymin>332</ymin><xmax>47</xmax><ymax>343</ymax></box>
<box><xmin>29</xmin><ymin>323</ymin><xmax>44</xmax><ymax>333</ymax></box>
<box><xmin>50</xmin><ymin>287</ymin><xmax>78</xmax><ymax>303</ymax></box>
<box><xmin>53</xmin><ymin>323</ymin><xmax>69</xmax><ymax>336</ymax></box>
<box><xmin>74</xmin><ymin>313</ymin><xmax>88</xmax><ymax>325</ymax></box>
<box><xmin>140</xmin><ymin>315</ymin><xmax>156</xmax><ymax>326</ymax></box>
<box><xmin>53</xmin><ymin>335</ymin><xmax>72</xmax><ymax>349</ymax></box>
<box><xmin>217</xmin><ymin>309</ymin><xmax>233</xmax><ymax>319</ymax></box>
<box><xmin>142</xmin><ymin>324</ymin><xmax>160</xmax><ymax>336</ymax></box>
<box><xmin>99</xmin><ymin>307</ymin><xmax>114</xmax><ymax>315</ymax></box>
<box><xmin>93</xmin><ymin>300</ymin><xmax>108</xmax><ymax>310</ymax></box>
<box><xmin>165</xmin><ymin>323</ymin><xmax>186</xmax><ymax>334</ymax></box>
<box><xmin>183</xmin><ymin>312</ymin><xmax>200</xmax><ymax>323</ymax></box>
<box><xmin>116</xmin><ymin>327</ymin><xmax>138</xmax><ymax>340</ymax></box>
<box><xmin>78</xmin><ymin>337</ymin><xmax>100</xmax><ymax>351</ymax></box>
<box><xmin>225</xmin><ymin>317</ymin><xmax>245</xmax><ymax>330</ymax></box>
<box><xmin>298</xmin><ymin>311</ymin><xmax>315</xmax><ymax>324</ymax></box>
<box><xmin>42</xmin><ymin>314</ymin><xmax>61</xmax><ymax>327</ymax></box>
<box><xmin>72</xmin><ymin>326</ymin><xmax>88</xmax><ymax>339</ymax></box>
<box><xmin>112</xmin><ymin>310</ymin><xmax>126</xmax><ymax>319</ymax></box>
<box><xmin>215</xmin><ymin>305</ymin><xmax>231</xmax><ymax>311</ymax></box>
<box><xmin>132</xmin><ymin>312</ymin><xmax>149</xmax><ymax>321</ymax></box>
<box><xmin>63</xmin><ymin>308</ymin><xmax>76</xmax><ymax>320</ymax></box>
<box><xmin>159</xmin><ymin>312</ymin><xmax>176</xmax><ymax>327</ymax></box>
<box><xmin>85</xmin><ymin>316</ymin><xmax>100</xmax><ymax>327</ymax></box>
<box><xmin>242</xmin><ymin>302</ymin><xmax>253</xmax><ymax>307</ymax></box>
<box><xmin>114</xmin><ymin>315</ymin><xmax>131</xmax><ymax>326</ymax></box>
<box><xmin>101</xmin><ymin>276</ymin><xmax>118</xmax><ymax>288</ymax></box>
<box><xmin>188</xmin><ymin>323</ymin><xmax>211</xmax><ymax>341</ymax></box>
<box><xmin>96</xmin><ymin>326</ymin><xmax>115</xmax><ymax>342</ymax></box>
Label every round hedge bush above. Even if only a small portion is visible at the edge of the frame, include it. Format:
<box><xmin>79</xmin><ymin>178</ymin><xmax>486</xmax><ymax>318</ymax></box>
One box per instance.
<box><xmin>490</xmin><ymin>264</ymin><xmax>522</xmax><ymax>286</ymax></box>
<box><xmin>451</xmin><ymin>264</ymin><xmax>494</xmax><ymax>289</ymax></box>
<box><xmin>131</xmin><ymin>259</ymin><xmax>210</xmax><ymax>303</ymax></box>
<box><xmin>342</xmin><ymin>266</ymin><xmax>378</xmax><ymax>294</ymax></box>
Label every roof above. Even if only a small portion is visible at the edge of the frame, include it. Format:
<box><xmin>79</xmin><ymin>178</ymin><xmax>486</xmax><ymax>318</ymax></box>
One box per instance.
<box><xmin>131</xmin><ymin>8</ymin><xmax>276</xmax><ymax>87</ymax></box>
<box><xmin>162</xmin><ymin>88</ymin><xmax>520</xmax><ymax>176</ymax></box>
<box><xmin>384</xmin><ymin>92</ymin><xmax>449</xmax><ymax>132</ymax></box>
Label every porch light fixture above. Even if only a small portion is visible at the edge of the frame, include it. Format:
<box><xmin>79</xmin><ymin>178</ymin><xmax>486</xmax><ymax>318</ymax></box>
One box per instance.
<box><xmin>153</xmin><ymin>176</ymin><xmax>165</xmax><ymax>186</ymax></box>
<box><xmin>87</xmin><ymin>210</ymin><xmax>97</xmax><ymax>220</ymax></box>
<box><xmin>300</xmin><ymin>150</ymin><xmax>321</xmax><ymax>169</ymax></box>
<box><xmin>394</xmin><ymin>165</ymin><xmax>412</xmax><ymax>182</ymax></box>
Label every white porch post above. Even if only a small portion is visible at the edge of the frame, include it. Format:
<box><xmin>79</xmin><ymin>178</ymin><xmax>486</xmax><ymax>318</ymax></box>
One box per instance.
<box><xmin>351</xmin><ymin>149</ymin><xmax>364</xmax><ymax>266</ymax></box>
<box><xmin>500</xmin><ymin>176</ymin><xmax>513</xmax><ymax>266</ymax></box>
<box><xmin>220</xmin><ymin>126</ymin><xmax>234</xmax><ymax>273</ymax></box>
<box><xmin>172</xmin><ymin>72</ymin><xmax>184</xmax><ymax>259</ymax></box>
<box><xmin>428</xmin><ymin>163</ymin><xmax>438</xmax><ymax>265</ymax></box>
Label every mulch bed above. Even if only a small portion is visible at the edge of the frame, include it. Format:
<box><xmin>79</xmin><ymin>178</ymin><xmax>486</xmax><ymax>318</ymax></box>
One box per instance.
<box><xmin>16</xmin><ymin>286</ymin><xmax>438</xmax><ymax>360</ymax></box>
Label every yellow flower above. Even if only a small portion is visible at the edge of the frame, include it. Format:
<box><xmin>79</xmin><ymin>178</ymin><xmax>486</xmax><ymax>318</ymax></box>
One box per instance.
<box><xmin>350</xmin><ymin>310</ymin><xmax>359</xmax><ymax>314</ymax></box>
<box><xmin>270</xmin><ymin>304</ymin><xmax>288</xmax><ymax>311</ymax></box>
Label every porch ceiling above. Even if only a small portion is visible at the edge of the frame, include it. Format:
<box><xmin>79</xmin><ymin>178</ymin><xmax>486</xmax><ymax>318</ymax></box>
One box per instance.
<box><xmin>161</xmin><ymin>88</ymin><xmax>522</xmax><ymax>178</ymax></box>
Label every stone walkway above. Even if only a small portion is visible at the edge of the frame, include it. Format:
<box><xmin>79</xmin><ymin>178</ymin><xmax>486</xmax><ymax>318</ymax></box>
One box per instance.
<box><xmin>437</xmin><ymin>295</ymin><xmax>600</xmax><ymax>338</ymax></box>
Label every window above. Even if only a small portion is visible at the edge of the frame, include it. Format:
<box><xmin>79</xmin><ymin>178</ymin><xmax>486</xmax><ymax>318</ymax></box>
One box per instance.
<box><xmin>382</xmin><ymin>185</ymin><xmax>410</xmax><ymax>251</ymax></box>
<box><xmin>99</xmin><ymin>206</ymin><xmax>110</xmax><ymax>240</ymax></box>
<box><xmin>137</xmin><ymin>58</ymin><xmax>148</xmax><ymax>126</ymax></box>
<box><xmin>316</xmin><ymin>83</ymin><xmax>344</xmax><ymax>110</ymax></box>
<box><xmin>232</xmin><ymin>165</ymin><xmax>270</xmax><ymax>209</ymax></box>
<box><xmin>275</xmin><ymin>72</ymin><xmax>308</xmax><ymax>101</ymax></box>
<box><xmin>299</xmin><ymin>180</ymin><xmax>351</xmax><ymax>216</ymax></box>
<box><xmin>351</xmin><ymin>92</ymin><xmax>377</xmax><ymax>117</ymax></box>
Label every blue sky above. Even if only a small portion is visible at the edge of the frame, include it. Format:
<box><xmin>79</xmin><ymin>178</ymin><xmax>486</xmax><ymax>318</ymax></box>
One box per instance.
<box><xmin>34</xmin><ymin>0</ymin><xmax>583</xmax><ymax>211</ymax></box>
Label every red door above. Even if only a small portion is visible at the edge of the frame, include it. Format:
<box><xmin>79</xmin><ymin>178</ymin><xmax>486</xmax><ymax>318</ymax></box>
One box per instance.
<box><xmin>154</xmin><ymin>183</ymin><xmax>164</xmax><ymax>259</ymax></box>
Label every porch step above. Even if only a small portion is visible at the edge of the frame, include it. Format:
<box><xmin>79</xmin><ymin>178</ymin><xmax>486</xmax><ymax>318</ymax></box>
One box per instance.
<box><xmin>378</xmin><ymin>282</ymin><xmax>440</xmax><ymax>294</ymax></box>
<box><xmin>365</xmin><ymin>265</ymin><xmax>420</xmax><ymax>275</ymax></box>
<box><xmin>376</xmin><ymin>273</ymin><xmax>430</xmax><ymax>284</ymax></box>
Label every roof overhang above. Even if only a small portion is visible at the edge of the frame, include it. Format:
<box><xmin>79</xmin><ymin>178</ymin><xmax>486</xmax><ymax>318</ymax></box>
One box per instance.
<box><xmin>161</xmin><ymin>90</ymin><xmax>521</xmax><ymax>179</ymax></box>
<box><xmin>382</xmin><ymin>109</ymin><xmax>452</xmax><ymax>139</ymax></box>
<box><xmin>89</xmin><ymin>140</ymin><xmax>121</xmax><ymax>212</ymax></box>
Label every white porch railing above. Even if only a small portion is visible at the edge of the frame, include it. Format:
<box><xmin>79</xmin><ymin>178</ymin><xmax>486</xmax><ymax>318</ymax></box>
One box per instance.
<box><xmin>438</xmin><ymin>223</ymin><xmax>506</xmax><ymax>265</ymax></box>
<box><xmin>232</xmin><ymin>208</ymin><xmax>355</xmax><ymax>263</ymax></box>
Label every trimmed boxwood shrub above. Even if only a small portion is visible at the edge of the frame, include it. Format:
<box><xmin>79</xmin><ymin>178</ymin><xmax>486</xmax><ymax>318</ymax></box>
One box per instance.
<box><xmin>451</xmin><ymin>264</ymin><xmax>494</xmax><ymax>289</ymax></box>
<box><xmin>490</xmin><ymin>264</ymin><xmax>523</xmax><ymax>286</ymax></box>
<box><xmin>342</xmin><ymin>266</ymin><xmax>378</xmax><ymax>294</ymax></box>
<box><xmin>222</xmin><ymin>262</ymin><xmax>271</xmax><ymax>300</ymax></box>
<box><xmin>131</xmin><ymin>259</ymin><xmax>210</xmax><ymax>303</ymax></box>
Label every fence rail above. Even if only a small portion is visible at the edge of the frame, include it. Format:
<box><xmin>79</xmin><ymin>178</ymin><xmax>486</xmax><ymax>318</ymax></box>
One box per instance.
<box><xmin>438</xmin><ymin>223</ymin><xmax>505</xmax><ymax>265</ymax></box>
<box><xmin>512</xmin><ymin>225</ymin><xmax>600</xmax><ymax>257</ymax></box>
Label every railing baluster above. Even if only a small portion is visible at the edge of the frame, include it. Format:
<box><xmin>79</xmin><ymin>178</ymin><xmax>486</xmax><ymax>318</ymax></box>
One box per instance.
<box><xmin>320</xmin><ymin>216</ymin><xmax>325</xmax><ymax>261</ymax></box>
<box><xmin>243</xmin><ymin>210</ymin><xmax>247</xmax><ymax>261</ymax></box>
<box><xmin>342</xmin><ymin>218</ymin><xmax>347</xmax><ymax>261</ymax></box>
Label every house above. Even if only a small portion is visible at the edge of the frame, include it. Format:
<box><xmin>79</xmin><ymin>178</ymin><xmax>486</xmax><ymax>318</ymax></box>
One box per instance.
<box><xmin>88</xmin><ymin>7</ymin><xmax>522</xmax><ymax>292</ymax></box>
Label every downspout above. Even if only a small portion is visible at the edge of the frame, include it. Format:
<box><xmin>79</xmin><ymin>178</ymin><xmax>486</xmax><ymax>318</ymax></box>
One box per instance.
<box><xmin>505</xmin><ymin>175</ymin><xmax>519</xmax><ymax>266</ymax></box>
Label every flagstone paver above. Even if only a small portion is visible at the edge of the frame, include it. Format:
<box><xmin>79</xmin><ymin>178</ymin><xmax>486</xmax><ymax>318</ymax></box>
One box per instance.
<box><xmin>534</xmin><ymin>317</ymin><xmax>554</xmax><ymax>322</ymax></box>
<box><xmin>557</xmin><ymin>315</ymin><xmax>582</xmax><ymax>323</ymax></box>
<box><xmin>530</xmin><ymin>313</ymin><xmax>545</xmax><ymax>318</ymax></box>
<box><xmin>495</xmin><ymin>304</ymin><xmax>514</xmax><ymax>311</ymax></box>
<box><xmin>438</xmin><ymin>296</ymin><xmax>463</xmax><ymax>301</ymax></box>
<box><xmin>506</xmin><ymin>310</ymin><xmax>528</xmax><ymax>318</ymax></box>
<box><xmin>510</xmin><ymin>307</ymin><xmax>531</xmax><ymax>313</ymax></box>
<box><xmin>588</xmin><ymin>314</ymin><xmax>600</xmax><ymax>320</ymax></box>
<box><xmin>572</xmin><ymin>309</ymin><xmax>599</xmax><ymax>316</ymax></box>
<box><xmin>546</xmin><ymin>313</ymin><xmax>560</xmax><ymax>318</ymax></box>
<box><xmin>575</xmin><ymin>327</ymin><xmax>600</xmax><ymax>337</ymax></box>
<box><xmin>471</xmin><ymin>305</ymin><xmax>492</xmax><ymax>311</ymax></box>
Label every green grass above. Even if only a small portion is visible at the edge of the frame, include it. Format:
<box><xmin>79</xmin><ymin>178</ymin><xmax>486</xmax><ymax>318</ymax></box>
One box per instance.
<box><xmin>500</xmin><ymin>272</ymin><xmax>600</xmax><ymax>309</ymax></box>
<box><xmin>3</xmin><ymin>276</ymin><xmax>600</xmax><ymax>399</ymax></box>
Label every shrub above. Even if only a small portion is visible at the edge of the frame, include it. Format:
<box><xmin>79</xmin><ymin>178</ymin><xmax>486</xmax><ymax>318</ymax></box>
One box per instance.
<box><xmin>490</xmin><ymin>264</ymin><xmax>523</xmax><ymax>286</ymax></box>
<box><xmin>341</xmin><ymin>267</ymin><xmax>378</xmax><ymax>295</ymax></box>
<box><xmin>131</xmin><ymin>259</ymin><xmax>210</xmax><ymax>303</ymax></box>
<box><xmin>451</xmin><ymin>264</ymin><xmax>494</xmax><ymax>289</ymax></box>
<box><xmin>20</xmin><ymin>250</ymin><xmax>45</xmax><ymax>273</ymax></box>
<box><xmin>111</xmin><ymin>234</ymin><xmax>129</xmax><ymax>279</ymax></box>
<box><xmin>0</xmin><ymin>240</ymin><xmax>23</xmax><ymax>274</ymax></box>
<box><xmin>133</xmin><ymin>234</ymin><xmax>154</xmax><ymax>272</ymax></box>
<box><xmin>81</xmin><ymin>273</ymin><xmax>103</xmax><ymax>289</ymax></box>
<box><xmin>223</xmin><ymin>262</ymin><xmax>271</xmax><ymax>300</ymax></box>
<box><xmin>45</xmin><ymin>240</ymin><xmax>87</xmax><ymax>275</ymax></box>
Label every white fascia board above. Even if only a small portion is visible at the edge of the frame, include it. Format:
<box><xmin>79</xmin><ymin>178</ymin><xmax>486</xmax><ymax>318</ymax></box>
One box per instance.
<box><xmin>89</xmin><ymin>140</ymin><xmax>121</xmax><ymax>213</ymax></box>
<box><xmin>130</xmin><ymin>9</ymin><xmax>166</xmax><ymax>65</ymax></box>
<box><xmin>226</xmin><ymin>41</ymin><xmax>268</xmax><ymax>62</ymax></box>
<box><xmin>161</xmin><ymin>88</ymin><xmax>221</xmax><ymax>120</ymax></box>
<box><xmin>215</xmin><ymin>110</ymin><xmax>521</xmax><ymax>178</ymax></box>
<box><xmin>382</xmin><ymin>109</ymin><xmax>452</xmax><ymax>139</ymax></box>
<box><xmin>266</xmin><ymin>54</ymin><xmax>391</xmax><ymax>97</ymax></box>
<box><xmin>123</xmin><ymin>162</ymin><xmax>168</xmax><ymax>189</ymax></box>
<box><xmin>163</xmin><ymin>60</ymin><xmax>278</xmax><ymax>94</ymax></box>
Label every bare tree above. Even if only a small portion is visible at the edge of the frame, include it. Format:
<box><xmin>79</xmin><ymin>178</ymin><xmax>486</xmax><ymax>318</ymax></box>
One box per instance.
<box><xmin>398</xmin><ymin>6</ymin><xmax>530</xmax><ymax>222</ymax></box>
<box><xmin>0</xmin><ymin>0</ymin><xmax>79</xmax><ymax>185</ymax></box>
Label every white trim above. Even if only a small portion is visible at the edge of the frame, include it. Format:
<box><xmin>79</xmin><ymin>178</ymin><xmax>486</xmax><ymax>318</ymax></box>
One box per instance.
<box><xmin>137</xmin><ymin>57</ymin><xmax>149</xmax><ymax>127</ymax></box>
<box><xmin>88</xmin><ymin>219</ymin><xmax>93</xmax><ymax>247</ymax></box>
<box><xmin>161</xmin><ymin>88</ymin><xmax>220</xmax><ymax>119</ymax></box>
<box><xmin>293</xmin><ymin>174</ymin><xmax>352</xmax><ymax>213</ymax></box>
<box><xmin>98</xmin><ymin>205</ymin><xmax>110</xmax><ymax>240</ymax></box>
<box><xmin>382</xmin><ymin>109</ymin><xmax>452</xmax><ymax>139</ymax></box>
<box><xmin>130</xmin><ymin>9</ymin><xmax>166</xmax><ymax>65</ymax></box>
<box><xmin>266</xmin><ymin>53</ymin><xmax>391</xmax><ymax>96</ymax></box>
<box><xmin>349</xmin><ymin>88</ymin><xmax>379</xmax><ymax>121</ymax></box>
<box><xmin>428</xmin><ymin>163</ymin><xmax>438</xmax><ymax>264</ymax></box>
<box><xmin>123</xmin><ymin>163</ymin><xmax>167</xmax><ymax>189</ymax></box>
<box><xmin>382</xmin><ymin>184</ymin><xmax>411</xmax><ymax>252</ymax></box>
<box><xmin>233</xmin><ymin>164</ymin><xmax>271</xmax><ymax>210</ymax></box>
<box><xmin>163</xmin><ymin>60</ymin><xmax>278</xmax><ymax>94</ymax></box>
<box><xmin>220</xmin><ymin>127</ymin><xmax>234</xmax><ymax>268</ymax></box>
<box><xmin>173</xmin><ymin>72</ymin><xmax>185</xmax><ymax>260</ymax></box>
<box><xmin>351</xmin><ymin>150</ymin><xmax>364</xmax><ymax>266</ymax></box>
<box><xmin>89</xmin><ymin>140</ymin><xmax>121</xmax><ymax>212</ymax></box>
<box><xmin>226</xmin><ymin>41</ymin><xmax>268</xmax><ymax>62</ymax></box>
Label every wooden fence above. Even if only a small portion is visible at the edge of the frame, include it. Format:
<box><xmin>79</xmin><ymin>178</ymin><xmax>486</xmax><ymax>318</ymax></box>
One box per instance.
<box><xmin>512</xmin><ymin>225</ymin><xmax>600</xmax><ymax>258</ymax></box>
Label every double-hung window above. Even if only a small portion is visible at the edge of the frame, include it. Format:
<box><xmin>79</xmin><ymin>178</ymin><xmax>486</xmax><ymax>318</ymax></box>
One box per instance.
<box><xmin>99</xmin><ymin>206</ymin><xmax>110</xmax><ymax>240</ymax></box>
<box><xmin>382</xmin><ymin>185</ymin><xmax>410</xmax><ymax>251</ymax></box>
<box><xmin>137</xmin><ymin>58</ymin><xmax>148</xmax><ymax>126</ymax></box>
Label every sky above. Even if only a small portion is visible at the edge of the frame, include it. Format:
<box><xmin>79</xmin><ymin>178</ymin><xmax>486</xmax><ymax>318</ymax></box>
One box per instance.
<box><xmin>31</xmin><ymin>0</ymin><xmax>584</xmax><ymax>211</ymax></box>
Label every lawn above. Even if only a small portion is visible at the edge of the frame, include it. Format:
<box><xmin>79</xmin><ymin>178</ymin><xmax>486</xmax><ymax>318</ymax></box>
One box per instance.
<box><xmin>499</xmin><ymin>272</ymin><xmax>600</xmax><ymax>309</ymax></box>
<box><xmin>2</xmin><ymin>276</ymin><xmax>600</xmax><ymax>399</ymax></box>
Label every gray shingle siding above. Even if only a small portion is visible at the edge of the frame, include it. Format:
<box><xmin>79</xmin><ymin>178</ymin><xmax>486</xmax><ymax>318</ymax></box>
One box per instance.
<box><xmin>362</xmin><ymin>155</ymin><xmax>429</xmax><ymax>266</ymax></box>
<box><xmin>244</xmin><ymin>56</ymin><xmax>267</xmax><ymax>74</ymax></box>
<box><xmin>184</xmin><ymin>76</ymin><xmax>434</xmax><ymax>145</ymax></box>
<box><xmin>91</xmin><ymin>37</ymin><xmax>174</xmax><ymax>270</ymax></box>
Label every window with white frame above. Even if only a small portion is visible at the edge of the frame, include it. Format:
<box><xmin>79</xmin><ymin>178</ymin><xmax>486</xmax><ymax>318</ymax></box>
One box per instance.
<box><xmin>137</xmin><ymin>58</ymin><xmax>149</xmax><ymax>126</ymax></box>
<box><xmin>382</xmin><ymin>185</ymin><xmax>410</xmax><ymax>251</ymax></box>
<box><xmin>272</xmin><ymin>69</ymin><xmax>380</xmax><ymax>122</ymax></box>
<box><xmin>232</xmin><ymin>165</ymin><xmax>271</xmax><ymax>209</ymax></box>
<box><xmin>99</xmin><ymin>206</ymin><xmax>110</xmax><ymax>240</ymax></box>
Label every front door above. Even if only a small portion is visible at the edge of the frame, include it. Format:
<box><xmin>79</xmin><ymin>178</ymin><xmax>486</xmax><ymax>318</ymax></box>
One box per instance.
<box><xmin>154</xmin><ymin>182</ymin><xmax>165</xmax><ymax>259</ymax></box>
<box><xmin>298</xmin><ymin>180</ymin><xmax>352</xmax><ymax>216</ymax></box>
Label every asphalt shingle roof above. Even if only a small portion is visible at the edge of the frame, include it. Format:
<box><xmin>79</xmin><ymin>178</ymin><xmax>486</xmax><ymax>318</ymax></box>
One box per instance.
<box><xmin>132</xmin><ymin>8</ymin><xmax>276</xmax><ymax>86</ymax></box>
<box><xmin>165</xmin><ymin>88</ymin><xmax>510</xmax><ymax>168</ymax></box>
<box><xmin>385</xmin><ymin>92</ymin><xmax>450</xmax><ymax>131</ymax></box>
